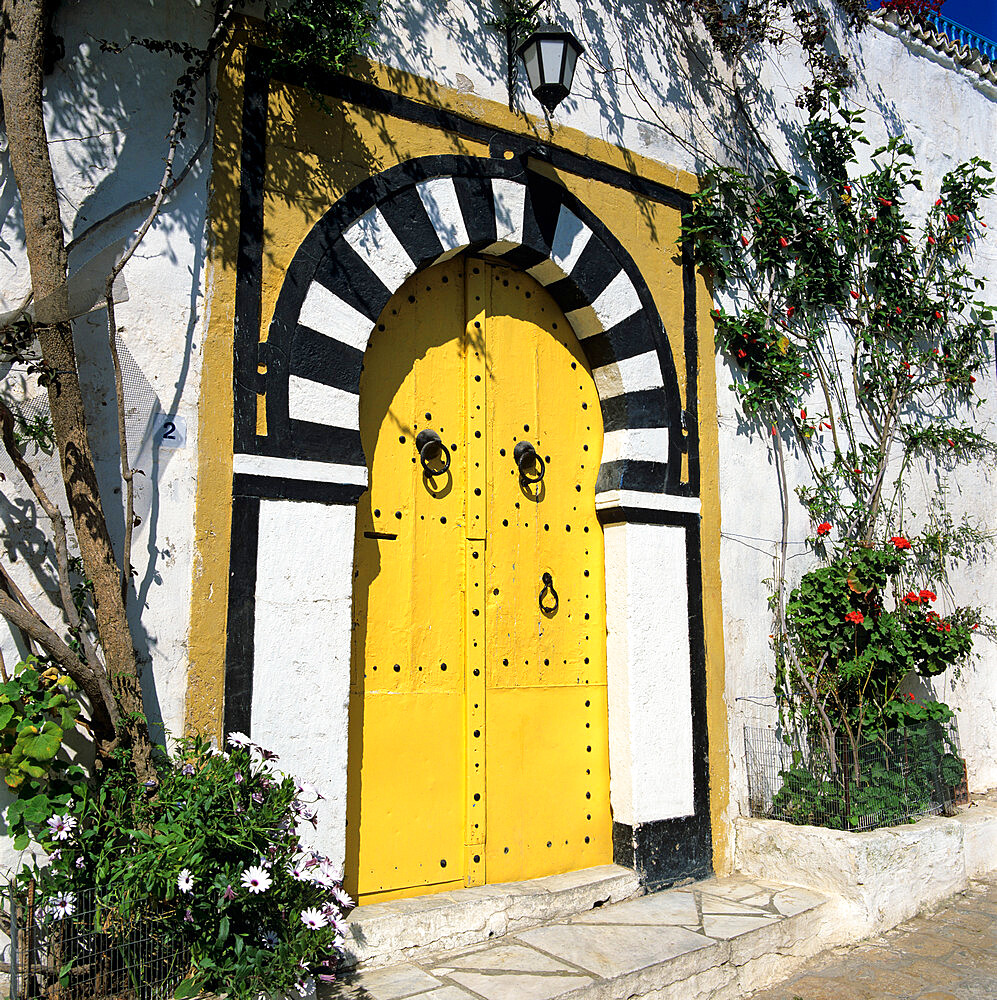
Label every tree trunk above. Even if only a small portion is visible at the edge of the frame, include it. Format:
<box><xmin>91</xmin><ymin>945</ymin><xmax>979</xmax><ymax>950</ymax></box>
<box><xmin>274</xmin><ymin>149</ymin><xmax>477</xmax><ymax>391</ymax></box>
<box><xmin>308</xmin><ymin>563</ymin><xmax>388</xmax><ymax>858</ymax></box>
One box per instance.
<box><xmin>1</xmin><ymin>0</ymin><xmax>153</xmax><ymax>781</ymax></box>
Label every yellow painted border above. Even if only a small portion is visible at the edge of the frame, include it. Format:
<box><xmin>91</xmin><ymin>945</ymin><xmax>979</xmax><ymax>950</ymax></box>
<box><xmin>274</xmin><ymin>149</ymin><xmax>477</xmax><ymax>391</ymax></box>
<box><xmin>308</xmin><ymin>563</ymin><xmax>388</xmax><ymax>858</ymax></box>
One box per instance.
<box><xmin>184</xmin><ymin>26</ymin><xmax>731</xmax><ymax>873</ymax></box>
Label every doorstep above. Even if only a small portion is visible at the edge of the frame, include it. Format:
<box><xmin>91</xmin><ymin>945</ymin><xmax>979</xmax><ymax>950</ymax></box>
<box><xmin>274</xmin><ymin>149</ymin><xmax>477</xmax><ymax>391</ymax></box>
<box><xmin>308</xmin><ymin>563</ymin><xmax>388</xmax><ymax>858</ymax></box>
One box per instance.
<box><xmin>325</xmin><ymin>875</ymin><xmax>837</xmax><ymax>1000</ymax></box>
<box><xmin>340</xmin><ymin>865</ymin><xmax>641</xmax><ymax>970</ymax></box>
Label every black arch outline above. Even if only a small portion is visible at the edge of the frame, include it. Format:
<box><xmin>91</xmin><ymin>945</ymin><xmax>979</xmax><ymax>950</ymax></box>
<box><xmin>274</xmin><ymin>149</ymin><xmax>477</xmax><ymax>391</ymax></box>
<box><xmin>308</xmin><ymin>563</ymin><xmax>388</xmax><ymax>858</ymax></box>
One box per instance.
<box><xmin>255</xmin><ymin>155</ymin><xmax>685</xmax><ymax>496</ymax></box>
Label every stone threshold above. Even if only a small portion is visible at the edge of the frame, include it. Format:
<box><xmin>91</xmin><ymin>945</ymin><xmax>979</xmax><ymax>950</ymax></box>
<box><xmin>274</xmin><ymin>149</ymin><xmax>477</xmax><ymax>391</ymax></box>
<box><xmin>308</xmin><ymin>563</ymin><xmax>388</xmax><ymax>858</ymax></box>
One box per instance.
<box><xmin>340</xmin><ymin>865</ymin><xmax>641</xmax><ymax>971</ymax></box>
<box><xmin>325</xmin><ymin>875</ymin><xmax>837</xmax><ymax>1000</ymax></box>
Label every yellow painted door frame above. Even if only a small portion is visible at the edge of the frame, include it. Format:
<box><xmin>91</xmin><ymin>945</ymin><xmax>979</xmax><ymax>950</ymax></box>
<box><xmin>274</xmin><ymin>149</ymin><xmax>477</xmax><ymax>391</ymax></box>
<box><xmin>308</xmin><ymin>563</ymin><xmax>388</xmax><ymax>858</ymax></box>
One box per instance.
<box><xmin>346</xmin><ymin>255</ymin><xmax>612</xmax><ymax>905</ymax></box>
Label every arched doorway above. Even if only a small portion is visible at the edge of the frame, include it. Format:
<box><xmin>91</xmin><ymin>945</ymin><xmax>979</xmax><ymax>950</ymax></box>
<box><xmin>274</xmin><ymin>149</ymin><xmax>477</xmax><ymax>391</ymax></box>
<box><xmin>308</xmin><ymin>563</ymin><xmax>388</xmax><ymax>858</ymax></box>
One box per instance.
<box><xmin>345</xmin><ymin>254</ymin><xmax>613</xmax><ymax>904</ymax></box>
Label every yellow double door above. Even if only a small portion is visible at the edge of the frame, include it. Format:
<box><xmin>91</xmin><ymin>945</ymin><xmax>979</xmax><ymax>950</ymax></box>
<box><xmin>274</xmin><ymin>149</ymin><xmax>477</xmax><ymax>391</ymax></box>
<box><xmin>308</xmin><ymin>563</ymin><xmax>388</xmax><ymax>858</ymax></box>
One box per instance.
<box><xmin>346</xmin><ymin>255</ymin><xmax>612</xmax><ymax>904</ymax></box>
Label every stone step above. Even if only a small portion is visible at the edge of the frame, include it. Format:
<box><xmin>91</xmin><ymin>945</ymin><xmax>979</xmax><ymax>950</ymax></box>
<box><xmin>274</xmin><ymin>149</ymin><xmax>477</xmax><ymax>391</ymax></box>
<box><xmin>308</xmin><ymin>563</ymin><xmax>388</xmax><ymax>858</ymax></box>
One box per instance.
<box><xmin>340</xmin><ymin>865</ymin><xmax>641</xmax><ymax>970</ymax></box>
<box><xmin>326</xmin><ymin>875</ymin><xmax>840</xmax><ymax>1000</ymax></box>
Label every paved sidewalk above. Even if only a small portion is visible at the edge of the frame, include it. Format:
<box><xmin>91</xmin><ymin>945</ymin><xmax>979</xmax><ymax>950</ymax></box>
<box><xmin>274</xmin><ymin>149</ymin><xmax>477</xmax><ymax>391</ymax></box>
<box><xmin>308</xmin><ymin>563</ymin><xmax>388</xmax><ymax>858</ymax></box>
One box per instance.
<box><xmin>324</xmin><ymin>875</ymin><xmax>832</xmax><ymax>999</ymax></box>
<box><xmin>748</xmin><ymin>876</ymin><xmax>997</xmax><ymax>1000</ymax></box>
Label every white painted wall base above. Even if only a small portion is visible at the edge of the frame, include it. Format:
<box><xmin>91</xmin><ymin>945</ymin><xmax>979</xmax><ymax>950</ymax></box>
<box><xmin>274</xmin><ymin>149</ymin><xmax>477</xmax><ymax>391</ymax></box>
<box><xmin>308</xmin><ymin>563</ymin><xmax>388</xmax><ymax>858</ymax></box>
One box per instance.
<box><xmin>252</xmin><ymin>500</ymin><xmax>356</xmax><ymax>866</ymax></box>
<box><xmin>604</xmin><ymin>519</ymin><xmax>694</xmax><ymax>825</ymax></box>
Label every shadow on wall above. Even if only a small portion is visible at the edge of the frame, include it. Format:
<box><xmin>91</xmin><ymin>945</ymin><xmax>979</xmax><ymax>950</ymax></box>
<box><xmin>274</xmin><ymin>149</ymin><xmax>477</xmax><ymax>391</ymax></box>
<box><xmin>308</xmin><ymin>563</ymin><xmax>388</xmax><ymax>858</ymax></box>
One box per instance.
<box><xmin>0</xmin><ymin>1</ymin><xmax>222</xmax><ymax>744</ymax></box>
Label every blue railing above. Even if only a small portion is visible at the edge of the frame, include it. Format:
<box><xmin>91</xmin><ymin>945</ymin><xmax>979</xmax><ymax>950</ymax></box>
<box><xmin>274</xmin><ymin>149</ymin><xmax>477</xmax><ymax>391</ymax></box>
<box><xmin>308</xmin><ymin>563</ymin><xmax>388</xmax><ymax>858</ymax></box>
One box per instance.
<box><xmin>923</xmin><ymin>11</ymin><xmax>997</xmax><ymax>64</ymax></box>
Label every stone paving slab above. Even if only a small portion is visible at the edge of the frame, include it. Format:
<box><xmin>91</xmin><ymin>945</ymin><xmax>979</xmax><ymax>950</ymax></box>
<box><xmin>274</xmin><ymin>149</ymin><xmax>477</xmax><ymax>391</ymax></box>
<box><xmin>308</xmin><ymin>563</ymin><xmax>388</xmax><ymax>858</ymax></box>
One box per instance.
<box><xmin>322</xmin><ymin>875</ymin><xmax>832</xmax><ymax>1000</ymax></box>
<box><xmin>747</xmin><ymin>875</ymin><xmax>997</xmax><ymax>1000</ymax></box>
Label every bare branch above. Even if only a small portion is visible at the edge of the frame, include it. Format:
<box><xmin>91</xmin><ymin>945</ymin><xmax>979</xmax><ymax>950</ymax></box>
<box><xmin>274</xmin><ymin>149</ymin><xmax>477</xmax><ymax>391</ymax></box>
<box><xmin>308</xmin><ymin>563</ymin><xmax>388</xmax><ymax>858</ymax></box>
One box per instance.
<box><xmin>102</xmin><ymin>1</ymin><xmax>238</xmax><ymax>601</ymax></box>
<box><xmin>0</xmin><ymin>398</ymin><xmax>99</xmax><ymax>667</ymax></box>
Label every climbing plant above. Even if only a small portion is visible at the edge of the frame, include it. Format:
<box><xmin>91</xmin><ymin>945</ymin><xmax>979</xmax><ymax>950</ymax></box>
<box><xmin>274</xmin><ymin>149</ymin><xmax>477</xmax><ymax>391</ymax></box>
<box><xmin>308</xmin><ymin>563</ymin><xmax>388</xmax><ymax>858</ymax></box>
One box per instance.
<box><xmin>680</xmin><ymin>96</ymin><xmax>993</xmax><ymax>751</ymax></box>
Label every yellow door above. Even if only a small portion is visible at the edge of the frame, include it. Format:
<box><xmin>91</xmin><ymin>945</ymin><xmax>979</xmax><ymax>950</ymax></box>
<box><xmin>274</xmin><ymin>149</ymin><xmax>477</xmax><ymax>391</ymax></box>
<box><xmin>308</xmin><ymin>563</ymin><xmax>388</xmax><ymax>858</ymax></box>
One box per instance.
<box><xmin>346</xmin><ymin>255</ymin><xmax>612</xmax><ymax>905</ymax></box>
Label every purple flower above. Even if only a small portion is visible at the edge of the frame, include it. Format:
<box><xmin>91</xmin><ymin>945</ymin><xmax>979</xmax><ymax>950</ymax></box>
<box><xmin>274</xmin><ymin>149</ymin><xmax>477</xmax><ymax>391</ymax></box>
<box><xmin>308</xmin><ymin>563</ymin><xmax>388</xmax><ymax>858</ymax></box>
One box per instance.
<box><xmin>223</xmin><ymin>884</ymin><xmax>237</xmax><ymax>901</ymax></box>
<box><xmin>181</xmin><ymin>763</ymin><xmax>195</xmax><ymax>776</ymax></box>
<box><xmin>252</xmin><ymin>792</ymin><xmax>264</xmax><ymax>805</ymax></box>
<box><xmin>234</xmin><ymin>771</ymin><xmax>244</xmax><ymax>784</ymax></box>
<box><xmin>184</xmin><ymin>908</ymin><xmax>194</xmax><ymax>923</ymax></box>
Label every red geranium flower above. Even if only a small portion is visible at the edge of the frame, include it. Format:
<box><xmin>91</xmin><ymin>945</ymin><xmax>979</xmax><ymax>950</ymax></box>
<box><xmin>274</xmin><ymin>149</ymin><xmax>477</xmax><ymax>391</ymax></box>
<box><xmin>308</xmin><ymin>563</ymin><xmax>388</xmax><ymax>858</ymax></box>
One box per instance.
<box><xmin>919</xmin><ymin>589</ymin><xmax>937</xmax><ymax>603</ymax></box>
<box><xmin>902</xmin><ymin>591</ymin><xmax>921</xmax><ymax>604</ymax></box>
<box><xmin>908</xmin><ymin>693</ymin><xmax>915</xmax><ymax>701</ymax></box>
<box><xmin>845</xmin><ymin>611</ymin><xmax>864</xmax><ymax>624</ymax></box>
<box><xmin>816</xmin><ymin>522</ymin><xmax>832</xmax><ymax>536</ymax></box>
<box><xmin>779</xmin><ymin>236</ymin><xmax>789</xmax><ymax>248</ymax></box>
<box><xmin>890</xmin><ymin>536</ymin><xmax>911</xmax><ymax>550</ymax></box>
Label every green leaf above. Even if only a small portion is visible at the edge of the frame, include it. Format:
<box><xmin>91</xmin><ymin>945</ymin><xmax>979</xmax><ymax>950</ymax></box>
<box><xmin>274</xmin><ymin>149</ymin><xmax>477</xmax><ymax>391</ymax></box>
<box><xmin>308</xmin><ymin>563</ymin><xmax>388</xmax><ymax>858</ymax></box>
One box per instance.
<box><xmin>21</xmin><ymin>726</ymin><xmax>62</xmax><ymax>761</ymax></box>
<box><xmin>13</xmin><ymin>833</ymin><xmax>29</xmax><ymax>851</ymax></box>
<box><xmin>173</xmin><ymin>978</ymin><xmax>199</xmax><ymax>1000</ymax></box>
<box><xmin>0</xmin><ymin>704</ymin><xmax>15</xmax><ymax>729</ymax></box>
<box><xmin>21</xmin><ymin>793</ymin><xmax>53</xmax><ymax>825</ymax></box>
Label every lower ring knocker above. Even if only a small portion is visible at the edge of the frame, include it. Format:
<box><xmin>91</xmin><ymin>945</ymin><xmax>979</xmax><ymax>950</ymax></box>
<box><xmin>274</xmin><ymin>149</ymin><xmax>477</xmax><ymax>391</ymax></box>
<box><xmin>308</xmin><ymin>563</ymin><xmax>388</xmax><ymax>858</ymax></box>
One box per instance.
<box><xmin>539</xmin><ymin>571</ymin><xmax>559</xmax><ymax>615</ymax></box>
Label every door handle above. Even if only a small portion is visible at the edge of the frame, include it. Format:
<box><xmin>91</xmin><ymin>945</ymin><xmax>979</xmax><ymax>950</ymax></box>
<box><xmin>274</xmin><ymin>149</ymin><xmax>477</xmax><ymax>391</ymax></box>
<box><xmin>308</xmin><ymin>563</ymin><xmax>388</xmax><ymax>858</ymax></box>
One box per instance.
<box><xmin>514</xmin><ymin>441</ymin><xmax>545</xmax><ymax>484</ymax></box>
<box><xmin>539</xmin><ymin>572</ymin><xmax>559</xmax><ymax>615</ymax></box>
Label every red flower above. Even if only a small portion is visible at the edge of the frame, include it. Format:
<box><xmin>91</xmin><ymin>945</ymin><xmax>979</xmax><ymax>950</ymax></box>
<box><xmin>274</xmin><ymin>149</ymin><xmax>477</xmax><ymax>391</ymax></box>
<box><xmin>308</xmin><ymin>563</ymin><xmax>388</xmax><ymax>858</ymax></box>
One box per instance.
<box><xmin>845</xmin><ymin>611</ymin><xmax>864</xmax><ymax>624</ymax></box>
<box><xmin>850</xmin><ymin>289</ymin><xmax>860</xmax><ymax>299</ymax></box>
<box><xmin>970</xmin><ymin>623</ymin><xmax>979</xmax><ymax>631</ymax></box>
<box><xmin>800</xmin><ymin>408</ymin><xmax>807</xmax><ymax>419</ymax></box>
<box><xmin>947</xmin><ymin>213</ymin><xmax>960</xmax><ymax>223</ymax></box>
<box><xmin>786</xmin><ymin>306</ymin><xmax>796</xmax><ymax>317</ymax></box>
<box><xmin>919</xmin><ymin>589</ymin><xmax>937</xmax><ymax>603</ymax></box>
<box><xmin>928</xmin><ymin>236</ymin><xmax>936</xmax><ymax>245</ymax></box>
<box><xmin>869</xmin><ymin>215</ymin><xmax>877</xmax><ymax>223</ymax></box>
<box><xmin>970</xmin><ymin>375</ymin><xmax>976</xmax><ymax>383</ymax></box>
<box><xmin>741</xmin><ymin>234</ymin><xmax>750</xmax><ymax>246</ymax></box>
<box><xmin>902</xmin><ymin>591</ymin><xmax>921</xmax><ymax>604</ymax></box>
<box><xmin>779</xmin><ymin>236</ymin><xmax>789</xmax><ymax>248</ymax></box>
<box><xmin>895</xmin><ymin>306</ymin><xmax>902</xmax><ymax>315</ymax></box>
<box><xmin>878</xmin><ymin>197</ymin><xmax>892</xmax><ymax>207</ymax></box>
<box><xmin>737</xmin><ymin>349</ymin><xmax>747</xmax><ymax>359</ymax></box>
<box><xmin>947</xmin><ymin>438</ymin><xmax>955</xmax><ymax>447</ymax></box>
<box><xmin>890</xmin><ymin>536</ymin><xmax>911</xmax><ymax>550</ymax></box>
<box><xmin>908</xmin><ymin>693</ymin><xmax>915</xmax><ymax>701</ymax></box>
<box><xmin>900</xmin><ymin>234</ymin><xmax>909</xmax><ymax>244</ymax></box>
<box><xmin>934</xmin><ymin>311</ymin><xmax>942</xmax><ymax>319</ymax></box>
<box><xmin>816</xmin><ymin>522</ymin><xmax>832</xmax><ymax>536</ymax></box>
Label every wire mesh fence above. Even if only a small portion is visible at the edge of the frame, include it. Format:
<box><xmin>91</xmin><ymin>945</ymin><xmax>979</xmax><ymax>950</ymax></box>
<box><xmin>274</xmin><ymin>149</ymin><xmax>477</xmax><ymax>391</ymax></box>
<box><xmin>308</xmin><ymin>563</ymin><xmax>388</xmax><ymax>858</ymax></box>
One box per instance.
<box><xmin>745</xmin><ymin>719</ymin><xmax>967</xmax><ymax>831</ymax></box>
<box><xmin>2</xmin><ymin>881</ymin><xmax>190</xmax><ymax>1000</ymax></box>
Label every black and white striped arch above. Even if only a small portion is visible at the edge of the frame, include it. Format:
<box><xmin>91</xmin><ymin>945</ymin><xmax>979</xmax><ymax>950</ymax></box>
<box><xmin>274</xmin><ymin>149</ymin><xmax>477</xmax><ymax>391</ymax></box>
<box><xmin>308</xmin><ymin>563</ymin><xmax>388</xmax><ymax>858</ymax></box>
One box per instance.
<box><xmin>235</xmin><ymin>155</ymin><xmax>685</xmax><ymax>503</ymax></box>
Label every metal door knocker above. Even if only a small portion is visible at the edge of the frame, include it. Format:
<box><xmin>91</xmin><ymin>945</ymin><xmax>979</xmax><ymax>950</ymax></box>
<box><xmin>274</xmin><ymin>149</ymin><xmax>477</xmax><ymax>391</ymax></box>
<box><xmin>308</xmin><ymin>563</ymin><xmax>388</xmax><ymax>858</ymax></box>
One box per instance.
<box><xmin>514</xmin><ymin>441</ymin><xmax>545</xmax><ymax>484</ymax></box>
<box><xmin>539</xmin><ymin>572</ymin><xmax>559</xmax><ymax>615</ymax></box>
<box><xmin>416</xmin><ymin>429</ymin><xmax>451</xmax><ymax>474</ymax></box>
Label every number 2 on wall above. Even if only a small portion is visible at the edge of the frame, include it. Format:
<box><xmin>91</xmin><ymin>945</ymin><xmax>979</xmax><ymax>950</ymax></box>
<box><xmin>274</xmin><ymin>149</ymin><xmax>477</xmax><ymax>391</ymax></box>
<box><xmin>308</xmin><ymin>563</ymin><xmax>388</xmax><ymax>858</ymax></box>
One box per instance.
<box><xmin>157</xmin><ymin>415</ymin><xmax>187</xmax><ymax>449</ymax></box>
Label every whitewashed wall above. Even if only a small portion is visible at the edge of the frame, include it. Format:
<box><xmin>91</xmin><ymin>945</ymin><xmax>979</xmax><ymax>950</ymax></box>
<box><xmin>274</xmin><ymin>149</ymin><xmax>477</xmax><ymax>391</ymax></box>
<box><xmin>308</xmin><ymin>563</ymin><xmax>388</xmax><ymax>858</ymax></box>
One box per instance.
<box><xmin>0</xmin><ymin>0</ymin><xmax>994</xmax><ymax>879</ymax></box>
<box><xmin>370</xmin><ymin>0</ymin><xmax>997</xmax><ymax>811</ymax></box>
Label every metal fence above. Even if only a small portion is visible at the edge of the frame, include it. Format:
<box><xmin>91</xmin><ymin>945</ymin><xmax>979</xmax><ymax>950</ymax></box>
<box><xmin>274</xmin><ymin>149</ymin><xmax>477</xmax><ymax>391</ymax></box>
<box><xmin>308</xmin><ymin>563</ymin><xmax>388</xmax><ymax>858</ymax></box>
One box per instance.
<box><xmin>925</xmin><ymin>11</ymin><xmax>997</xmax><ymax>65</ymax></box>
<box><xmin>2</xmin><ymin>882</ymin><xmax>189</xmax><ymax>1000</ymax></box>
<box><xmin>745</xmin><ymin>719</ymin><xmax>967</xmax><ymax>831</ymax></box>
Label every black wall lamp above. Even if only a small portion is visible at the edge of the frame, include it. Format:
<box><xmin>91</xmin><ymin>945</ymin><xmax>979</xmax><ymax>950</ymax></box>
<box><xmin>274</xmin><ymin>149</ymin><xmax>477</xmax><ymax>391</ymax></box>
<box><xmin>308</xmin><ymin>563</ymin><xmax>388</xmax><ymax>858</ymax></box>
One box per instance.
<box><xmin>515</xmin><ymin>27</ymin><xmax>584</xmax><ymax>115</ymax></box>
<box><xmin>500</xmin><ymin>0</ymin><xmax>583</xmax><ymax>116</ymax></box>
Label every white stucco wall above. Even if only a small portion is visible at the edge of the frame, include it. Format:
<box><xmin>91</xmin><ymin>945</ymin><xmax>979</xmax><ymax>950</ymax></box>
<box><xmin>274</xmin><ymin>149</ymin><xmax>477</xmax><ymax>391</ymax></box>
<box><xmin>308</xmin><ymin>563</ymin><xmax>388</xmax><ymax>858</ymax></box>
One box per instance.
<box><xmin>0</xmin><ymin>0</ymin><xmax>994</xmax><ymax>878</ymax></box>
<box><xmin>369</xmin><ymin>0</ymin><xmax>997</xmax><ymax>809</ymax></box>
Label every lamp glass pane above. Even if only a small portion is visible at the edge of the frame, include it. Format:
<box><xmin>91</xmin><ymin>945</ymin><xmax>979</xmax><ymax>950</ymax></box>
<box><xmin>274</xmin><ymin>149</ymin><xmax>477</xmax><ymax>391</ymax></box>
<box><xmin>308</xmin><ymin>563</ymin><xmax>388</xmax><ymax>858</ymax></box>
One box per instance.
<box><xmin>521</xmin><ymin>41</ymin><xmax>541</xmax><ymax>92</ymax></box>
<box><xmin>539</xmin><ymin>38</ymin><xmax>565</xmax><ymax>86</ymax></box>
<box><xmin>561</xmin><ymin>44</ymin><xmax>579</xmax><ymax>91</ymax></box>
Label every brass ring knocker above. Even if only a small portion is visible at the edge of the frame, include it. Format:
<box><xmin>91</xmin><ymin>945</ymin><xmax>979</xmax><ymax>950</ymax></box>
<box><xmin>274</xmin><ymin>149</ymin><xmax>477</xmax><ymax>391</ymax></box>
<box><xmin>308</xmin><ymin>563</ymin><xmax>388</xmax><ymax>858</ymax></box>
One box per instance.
<box><xmin>514</xmin><ymin>441</ymin><xmax>545</xmax><ymax>484</ymax></box>
<box><xmin>416</xmin><ymin>429</ymin><xmax>451</xmax><ymax>475</ymax></box>
<box><xmin>539</xmin><ymin>572</ymin><xmax>559</xmax><ymax>615</ymax></box>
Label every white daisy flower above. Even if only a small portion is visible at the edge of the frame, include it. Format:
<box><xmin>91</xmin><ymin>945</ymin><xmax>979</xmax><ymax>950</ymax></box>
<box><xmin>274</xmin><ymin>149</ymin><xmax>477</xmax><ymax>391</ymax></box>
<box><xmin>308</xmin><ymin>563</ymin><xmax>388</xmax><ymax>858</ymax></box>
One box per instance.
<box><xmin>47</xmin><ymin>814</ymin><xmax>76</xmax><ymax>841</ymax></box>
<box><xmin>331</xmin><ymin>885</ymin><xmax>354</xmax><ymax>909</ymax></box>
<box><xmin>300</xmin><ymin>907</ymin><xmax>327</xmax><ymax>930</ymax></box>
<box><xmin>52</xmin><ymin>892</ymin><xmax>76</xmax><ymax>920</ymax></box>
<box><xmin>288</xmin><ymin>861</ymin><xmax>307</xmax><ymax>880</ymax></box>
<box><xmin>261</xmin><ymin>929</ymin><xmax>279</xmax><ymax>948</ymax></box>
<box><xmin>241</xmin><ymin>865</ymin><xmax>272</xmax><ymax>894</ymax></box>
<box><xmin>177</xmin><ymin>868</ymin><xmax>194</xmax><ymax>893</ymax></box>
<box><xmin>226</xmin><ymin>732</ymin><xmax>253</xmax><ymax>749</ymax></box>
